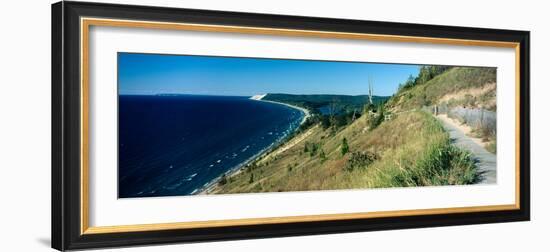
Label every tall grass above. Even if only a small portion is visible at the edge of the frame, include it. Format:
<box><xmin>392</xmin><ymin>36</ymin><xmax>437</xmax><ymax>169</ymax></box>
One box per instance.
<box><xmin>344</xmin><ymin>111</ymin><xmax>479</xmax><ymax>188</ymax></box>
<box><xmin>370</xmin><ymin>140</ymin><xmax>478</xmax><ymax>187</ymax></box>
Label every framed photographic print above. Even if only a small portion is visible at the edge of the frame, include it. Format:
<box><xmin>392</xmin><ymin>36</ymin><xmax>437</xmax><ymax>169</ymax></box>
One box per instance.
<box><xmin>52</xmin><ymin>1</ymin><xmax>530</xmax><ymax>250</ymax></box>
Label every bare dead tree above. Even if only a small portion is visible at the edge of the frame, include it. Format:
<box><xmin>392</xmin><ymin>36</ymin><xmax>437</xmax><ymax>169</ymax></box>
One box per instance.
<box><xmin>368</xmin><ymin>76</ymin><xmax>374</xmax><ymax>106</ymax></box>
<box><xmin>329</xmin><ymin>98</ymin><xmax>337</xmax><ymax>124</ymax></box>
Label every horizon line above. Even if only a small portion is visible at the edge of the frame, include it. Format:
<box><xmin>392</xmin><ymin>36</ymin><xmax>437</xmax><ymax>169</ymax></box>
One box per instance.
<box><xmin>118</xmin><ymin>92</ymin><xmax>392</xmax><ymax>97</ymax></box>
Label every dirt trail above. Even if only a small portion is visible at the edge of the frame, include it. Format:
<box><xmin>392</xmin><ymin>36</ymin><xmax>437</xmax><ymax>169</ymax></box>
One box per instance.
<box><xmin>436</xmin><ymin>114</ymin><xmax>496</xmax><ymax>184</ymax></box>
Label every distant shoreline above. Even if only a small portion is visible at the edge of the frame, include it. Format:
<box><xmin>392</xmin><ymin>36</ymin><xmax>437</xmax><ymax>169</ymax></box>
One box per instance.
<box><xmin>194</xmin><ymin>97</ymin><xmax>311</xmax><ymax>195</ymax></box>
<box><xmin>254</xmin><ymin>97</ymin><xmax>311</xmax><ymax>125</ymax></box>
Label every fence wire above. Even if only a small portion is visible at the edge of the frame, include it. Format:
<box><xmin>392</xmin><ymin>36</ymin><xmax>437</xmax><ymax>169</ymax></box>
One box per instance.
<box><xmin>424</xmin><ymin>105</ymin><xmax>496</xmax><ymax>138</ymax></box>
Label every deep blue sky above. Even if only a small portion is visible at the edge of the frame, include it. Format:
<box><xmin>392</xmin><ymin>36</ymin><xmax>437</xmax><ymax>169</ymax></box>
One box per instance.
<box><xmin>118</xmin><ymin>53</ymin><xmax>420</xmax><ymax>96</ymax></box>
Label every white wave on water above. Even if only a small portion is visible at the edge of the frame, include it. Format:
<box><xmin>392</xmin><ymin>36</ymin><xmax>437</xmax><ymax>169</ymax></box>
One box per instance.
<box><xmin>188</xmin><ymin>100</ymin><xmax>307</xmax><ymax>196</ymax></box>
<box><xmin>165</xmin><ymin>183</ymin><xmax>181</xmax><ymax>190</ymax></box>
<box><xmin>184</xmin><ymin>173</ymin><xmax>198</xmax><ymax>181</ymax></box>
<box><xmin>164</xmin><ymin>173</ymin><xmax>199</xmax><ymax>190</ymax></box>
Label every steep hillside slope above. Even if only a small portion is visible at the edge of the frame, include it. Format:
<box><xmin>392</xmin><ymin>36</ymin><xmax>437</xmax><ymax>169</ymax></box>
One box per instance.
<box><xmin>387</xmin><ymin>67</ymin><xmax>496</xmax><ymax>112</ymax></box>
<box><xmin>211</xmin><ymin>66</ymin><xmax>494</xmax><ymax>194</ymax></box>
<box><xmin>211</xmin><ymin>110</ymin><xmax>477</xmax><ymax>194</ymax></box>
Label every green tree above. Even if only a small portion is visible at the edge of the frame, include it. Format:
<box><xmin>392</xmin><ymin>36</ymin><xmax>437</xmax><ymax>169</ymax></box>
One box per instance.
<box><xmin>309</xmin><ymin>143</ymin><xmax>319</xmax><ymax>157</ymax></box>
<box><xmin>364</xmin><ymin>103</ymin><xmax>375</xmax><ymax>113</ymax></box>
<box><xmin>403</xmin><ymin>74</ymin><xmax>416</xmax><ymax>89</ymax></box>
<box><xmin>335</xmin><ymin>114</ymin><xmax>347</xmax><ymax>128</ymax></box>
<box><xmin>249</xmin><ymin>173</ymin><xmax>254</xmax><ymax>184</ymax></box>
<box><xmin>417</xmin><ymin>66</ymin><xmax>432</xmax><ymax>85</ymax></box>
<box><xmin>341</xmin><ymin>138</ymin><xmax>349</xmax><ymax>156</ymax></box>
<box><xmin>319</xmin><ymin>149</ymin><xmax>327</xmax><ymax>162</ymax></box>
<box><xmin>321</xmin><ymin>116</ymin><xmax>331</xmax><ymax>129</ymax></box>
<box><xmin>369</xmin><ymin>105</ymin><xmax>385</xmax><ymax>130</ymax></box>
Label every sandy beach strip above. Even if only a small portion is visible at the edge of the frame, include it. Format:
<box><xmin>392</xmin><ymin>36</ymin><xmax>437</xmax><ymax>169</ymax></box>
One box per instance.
<box><xmin>254</xmin><ymin>98</ymin><xmax>311</xmax><ymax>124</ymax></box>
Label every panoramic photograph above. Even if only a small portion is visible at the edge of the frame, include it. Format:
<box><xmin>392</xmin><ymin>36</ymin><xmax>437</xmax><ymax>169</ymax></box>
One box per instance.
<box><xmin>118</xmin><ymin>52</ymin><xmax>497</xmax><ymax>198</ymax></box>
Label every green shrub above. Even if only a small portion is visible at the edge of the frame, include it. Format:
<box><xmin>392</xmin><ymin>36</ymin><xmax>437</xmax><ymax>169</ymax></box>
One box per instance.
<box><xmin>248</xmin><ymin>173</ymin><xmax>254</xmax><ymax>184</ymax></box>
<box><xmin>305</xmin><ymin>142</ymin><xmax>320</xmax><ymax>157</ymax></box>
<box><xmin>218</xmin><ymin>174</ymin><xmax>228</xmax><ymax>186</ymax></box>
<box><xmin>319</xmin><ymin>149</ymin><xmax>327</xmax><ymax>163</ymax></box>
<box><xmin>340</xmin><ymin>138</ymin><xmax>349</xmax><ymax>156</ymax></box>
<box><xmin>386</xmin><ymin>141</ymin><xmax>478</xmax><ymax>186</ymax></box>
<box><xmin>345</xmin><ymin>151</ymin><xmax>378</xmax><ymax>171</ymax></box>
<box><xmin>369</xmin><ymin>107</ymin><xmax>385</xmax><ymax>130</ymax></box>
<box><xmin>321</xmin><ymin>116</ymin><xmax>331</xmax><ymax>129</ymax></box>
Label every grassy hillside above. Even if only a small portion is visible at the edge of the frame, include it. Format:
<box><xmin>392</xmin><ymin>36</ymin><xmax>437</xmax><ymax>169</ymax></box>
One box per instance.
<box><xmin>211</xmin><ymin>110</ymin><xmax>478</xmax><ymax>194</ymax></box>
<box><xmin>387</xmin><ymin>67</ymin><xmax>496</xmax><ymax>112</ymax></box>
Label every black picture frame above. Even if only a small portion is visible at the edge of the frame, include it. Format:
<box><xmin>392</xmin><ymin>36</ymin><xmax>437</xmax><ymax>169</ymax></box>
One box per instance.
<box><xmin>52</xmin><ymin>1</ymin><xmax>530</xmax><ymax>251</ymax></box>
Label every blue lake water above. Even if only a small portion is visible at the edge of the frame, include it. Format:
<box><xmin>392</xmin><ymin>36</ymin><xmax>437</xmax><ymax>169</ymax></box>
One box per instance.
<box><xmin>118</xmin><ymin>95</ymin><xmax>304</xmax><ymax>198</ymax></box>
